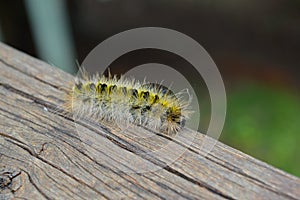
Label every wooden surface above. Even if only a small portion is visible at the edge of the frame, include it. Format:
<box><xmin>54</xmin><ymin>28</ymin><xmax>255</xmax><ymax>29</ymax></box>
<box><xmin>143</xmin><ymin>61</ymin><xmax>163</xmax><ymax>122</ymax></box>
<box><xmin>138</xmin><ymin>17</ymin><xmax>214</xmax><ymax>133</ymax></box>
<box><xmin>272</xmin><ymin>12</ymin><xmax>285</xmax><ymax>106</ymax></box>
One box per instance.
<box><xmin>0</xmin><ymin>42</ymin><xmax>299</xmax><ymax>200</ymax></box>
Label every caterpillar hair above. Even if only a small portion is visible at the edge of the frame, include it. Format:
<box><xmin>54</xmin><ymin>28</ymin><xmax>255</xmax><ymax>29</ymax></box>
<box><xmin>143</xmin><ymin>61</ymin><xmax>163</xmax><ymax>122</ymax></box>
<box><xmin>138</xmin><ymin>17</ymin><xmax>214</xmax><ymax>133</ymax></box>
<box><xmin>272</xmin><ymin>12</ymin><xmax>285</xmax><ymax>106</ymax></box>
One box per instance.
<box><xmin>64</xmin><ymin>68</ymin><xmax>192</xmax><ymax>135</ymax></box>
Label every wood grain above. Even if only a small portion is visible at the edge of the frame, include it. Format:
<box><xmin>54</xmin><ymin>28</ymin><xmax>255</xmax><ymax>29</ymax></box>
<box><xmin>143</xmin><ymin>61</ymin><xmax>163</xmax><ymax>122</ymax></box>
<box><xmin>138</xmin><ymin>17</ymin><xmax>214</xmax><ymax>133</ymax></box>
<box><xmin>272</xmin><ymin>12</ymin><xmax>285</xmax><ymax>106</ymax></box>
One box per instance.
<box><xmin>0</xmin><ymin>42</ymin><xmax>299</xmax><ymax>200</ymax></box>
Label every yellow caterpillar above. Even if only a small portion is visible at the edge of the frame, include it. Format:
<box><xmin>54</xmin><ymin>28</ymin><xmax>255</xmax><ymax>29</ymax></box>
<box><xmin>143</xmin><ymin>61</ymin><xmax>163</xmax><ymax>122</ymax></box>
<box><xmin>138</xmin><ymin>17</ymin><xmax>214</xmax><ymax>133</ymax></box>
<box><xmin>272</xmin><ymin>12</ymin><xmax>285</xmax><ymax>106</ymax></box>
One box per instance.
<box><xmin>64</xmin><ymin>71</ymin><xmax>191</xmax><ymax>134</ymax></box>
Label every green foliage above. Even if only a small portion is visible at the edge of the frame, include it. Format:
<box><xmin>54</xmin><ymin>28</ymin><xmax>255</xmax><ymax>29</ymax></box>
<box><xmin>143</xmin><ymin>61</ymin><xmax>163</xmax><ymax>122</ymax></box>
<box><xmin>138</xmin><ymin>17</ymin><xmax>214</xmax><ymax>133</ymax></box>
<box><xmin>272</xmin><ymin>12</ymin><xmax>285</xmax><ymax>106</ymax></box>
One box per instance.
<box><xmin>220</xmin><ymin>82</ymin><xmax>300</xmax><ymax>177</ymax></box>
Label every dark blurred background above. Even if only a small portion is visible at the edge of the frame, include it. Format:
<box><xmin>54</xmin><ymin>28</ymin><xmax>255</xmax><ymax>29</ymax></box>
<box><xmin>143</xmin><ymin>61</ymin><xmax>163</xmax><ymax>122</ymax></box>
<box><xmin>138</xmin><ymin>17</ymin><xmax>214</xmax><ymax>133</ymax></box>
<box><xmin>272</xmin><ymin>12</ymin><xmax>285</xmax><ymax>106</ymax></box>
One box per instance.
<box><xmin>0</xmin><ymin>0</ymin><xmax>299</xmax><ymax>177</ymax></box>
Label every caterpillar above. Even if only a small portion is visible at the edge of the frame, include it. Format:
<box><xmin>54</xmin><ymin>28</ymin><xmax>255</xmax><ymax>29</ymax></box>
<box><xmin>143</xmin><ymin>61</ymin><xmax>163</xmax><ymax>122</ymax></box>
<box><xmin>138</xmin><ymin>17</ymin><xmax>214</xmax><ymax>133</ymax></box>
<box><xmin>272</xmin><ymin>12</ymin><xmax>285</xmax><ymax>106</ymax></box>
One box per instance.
<box><xmin>64</xmin><ymin>70</ymin><xmax>192</xmax><ymax>134</ymax></box>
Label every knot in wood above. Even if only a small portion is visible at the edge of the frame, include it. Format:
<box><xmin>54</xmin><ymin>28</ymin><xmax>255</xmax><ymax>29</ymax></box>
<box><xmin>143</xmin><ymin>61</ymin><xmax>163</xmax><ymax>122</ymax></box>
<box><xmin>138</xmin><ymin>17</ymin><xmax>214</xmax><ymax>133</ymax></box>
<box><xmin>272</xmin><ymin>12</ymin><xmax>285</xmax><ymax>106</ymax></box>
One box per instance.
<box><xmin>0</xmin><ymin>168</ymin><xmax>21</xmax><ymax>192</ymax></box>
<box><xmin>0</xmin><ymin>174</ymin><xmax>11</xmax><ymax>189</ymax></box>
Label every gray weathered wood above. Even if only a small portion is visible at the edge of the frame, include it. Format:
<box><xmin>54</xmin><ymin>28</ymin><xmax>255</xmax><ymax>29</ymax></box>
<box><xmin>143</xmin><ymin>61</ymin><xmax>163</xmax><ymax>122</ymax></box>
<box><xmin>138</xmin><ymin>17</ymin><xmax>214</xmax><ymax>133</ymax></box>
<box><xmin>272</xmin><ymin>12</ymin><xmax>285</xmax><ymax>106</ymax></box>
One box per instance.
<box><xmin>0</xmin><ymin>42</ymin><xmax>299</xmax><ymax>200</ymax></box>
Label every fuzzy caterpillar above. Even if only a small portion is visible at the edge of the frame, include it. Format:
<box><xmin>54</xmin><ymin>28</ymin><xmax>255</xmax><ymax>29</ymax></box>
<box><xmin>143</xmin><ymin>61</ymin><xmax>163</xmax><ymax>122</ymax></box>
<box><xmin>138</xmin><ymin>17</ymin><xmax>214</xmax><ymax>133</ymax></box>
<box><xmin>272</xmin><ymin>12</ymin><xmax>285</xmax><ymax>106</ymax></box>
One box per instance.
<box><xmin>64</xmin><ymin>71</ymin><xmax>192</xmax><ymax>134</ymax></box>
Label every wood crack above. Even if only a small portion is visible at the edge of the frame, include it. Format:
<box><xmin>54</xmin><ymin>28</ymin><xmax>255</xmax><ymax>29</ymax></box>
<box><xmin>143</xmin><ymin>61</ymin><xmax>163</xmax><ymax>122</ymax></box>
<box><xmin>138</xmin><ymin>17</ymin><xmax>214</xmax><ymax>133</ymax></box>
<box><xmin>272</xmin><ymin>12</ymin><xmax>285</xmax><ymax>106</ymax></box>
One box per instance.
<box><xmin>4</xmin><ymin>139</ymin><xmax>109</xmax><ymax>199</ymax></box>
<box><xmin>0</xmin><ymin>58</ymin><xmax>70</xmax><ymax>93</ymax></box>
<box><xmin>22</xmin><ymin>170</ymin><xmax>51</xmax><ymax>200</ymax></box>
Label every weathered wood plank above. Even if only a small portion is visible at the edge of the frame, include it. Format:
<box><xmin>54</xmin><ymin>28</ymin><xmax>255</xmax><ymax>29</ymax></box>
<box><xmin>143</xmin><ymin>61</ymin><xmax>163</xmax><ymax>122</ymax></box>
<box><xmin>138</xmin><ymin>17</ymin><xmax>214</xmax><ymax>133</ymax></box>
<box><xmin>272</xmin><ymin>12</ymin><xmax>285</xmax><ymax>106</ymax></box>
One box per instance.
<box><xmin>0</xmin><ymin>42</ymin><xmax>299</xmax><ymax>200</ymax></box>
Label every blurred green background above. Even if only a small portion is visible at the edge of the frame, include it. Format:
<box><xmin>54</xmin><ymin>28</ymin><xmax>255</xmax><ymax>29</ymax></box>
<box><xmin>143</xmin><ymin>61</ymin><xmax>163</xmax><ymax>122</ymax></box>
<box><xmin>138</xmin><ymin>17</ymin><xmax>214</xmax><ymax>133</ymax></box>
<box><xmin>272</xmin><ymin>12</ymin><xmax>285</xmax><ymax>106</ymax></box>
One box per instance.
<box><xmin>0</xmin><ymin>0</ymin><xmax>299</xmax><ymax>177</ymax></box>
<box><xmin>221</xmin><ymin>82</ymin><xmax>300</xmax><ymax>176</ymax></box>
